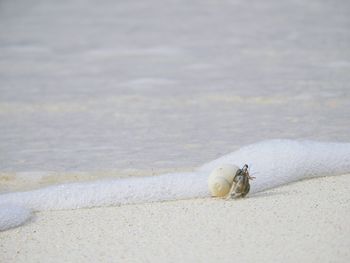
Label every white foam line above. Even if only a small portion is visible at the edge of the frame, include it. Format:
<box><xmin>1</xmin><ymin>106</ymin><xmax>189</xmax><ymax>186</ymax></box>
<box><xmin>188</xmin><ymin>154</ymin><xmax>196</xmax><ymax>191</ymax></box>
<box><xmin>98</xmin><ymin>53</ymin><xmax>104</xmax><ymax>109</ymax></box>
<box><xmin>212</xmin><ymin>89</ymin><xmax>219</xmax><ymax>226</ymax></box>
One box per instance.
<box><xmin>0</xmin><ymin>172</ymin><xmax>208</xmax><ymax>211</ymax></box>
<box><xmin>199</xmin><ymin>139</ymin><xmax>350</xmax><ymax>193</ymax></box>
<box><xmin>0</xmin><ymin>205</ymin><xmax>32</xmax><ymax>231</ymax></box>
<box><xmin>1</xmin><ymin>139</ymin><xmax>350</xmax><ymax>231</ymax></box>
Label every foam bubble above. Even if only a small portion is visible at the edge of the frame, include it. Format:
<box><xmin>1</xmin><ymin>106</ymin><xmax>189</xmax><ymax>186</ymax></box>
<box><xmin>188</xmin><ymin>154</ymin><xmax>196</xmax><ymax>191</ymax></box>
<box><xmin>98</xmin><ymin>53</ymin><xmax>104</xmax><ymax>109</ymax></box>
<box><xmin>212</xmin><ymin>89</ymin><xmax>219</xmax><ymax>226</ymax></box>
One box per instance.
<box><xmin>200</xmin><ymin>139</ymin><xmax>350</xmax><ymax>192</ymax></box>
<box><xmin>0</xmin><ymin>204</ymin><xmax>32</xmax><ymax>231</ymax></box>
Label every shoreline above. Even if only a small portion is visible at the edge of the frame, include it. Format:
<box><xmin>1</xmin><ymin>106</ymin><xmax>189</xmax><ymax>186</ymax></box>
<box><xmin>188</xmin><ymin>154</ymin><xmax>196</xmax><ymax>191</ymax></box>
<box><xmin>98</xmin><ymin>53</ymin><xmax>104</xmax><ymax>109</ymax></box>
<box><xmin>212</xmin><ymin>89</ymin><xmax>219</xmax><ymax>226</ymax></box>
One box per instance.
<box><xmin>1</xmin><ymin>174</ymin><xmax>349</xmax><ymax>262</ymax></box>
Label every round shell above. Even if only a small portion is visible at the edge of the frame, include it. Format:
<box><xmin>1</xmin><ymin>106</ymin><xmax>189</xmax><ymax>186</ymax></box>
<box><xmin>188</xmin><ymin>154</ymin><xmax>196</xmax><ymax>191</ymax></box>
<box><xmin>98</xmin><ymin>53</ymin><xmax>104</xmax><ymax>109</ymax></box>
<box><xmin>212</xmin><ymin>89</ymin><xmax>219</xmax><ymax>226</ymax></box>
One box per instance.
<box><xmin>208</xmin><ymin>164</ymin><xmax>240</xmax><ymax>197</ymax></box>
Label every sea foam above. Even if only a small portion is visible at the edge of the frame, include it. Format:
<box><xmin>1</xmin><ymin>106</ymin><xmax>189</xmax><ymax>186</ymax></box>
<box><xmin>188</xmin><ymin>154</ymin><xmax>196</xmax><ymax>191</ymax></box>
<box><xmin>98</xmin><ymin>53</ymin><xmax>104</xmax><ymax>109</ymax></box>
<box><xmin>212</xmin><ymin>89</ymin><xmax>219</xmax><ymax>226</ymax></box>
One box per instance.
<box><xmin>1</xmin><ymin>139</ymin><xmax>350</xmax><ymax>231</ymax></box>
<box><xmin>0</xmin><ymin>204</ymin><xmax>32</xmax><ymax>231</ymax></box>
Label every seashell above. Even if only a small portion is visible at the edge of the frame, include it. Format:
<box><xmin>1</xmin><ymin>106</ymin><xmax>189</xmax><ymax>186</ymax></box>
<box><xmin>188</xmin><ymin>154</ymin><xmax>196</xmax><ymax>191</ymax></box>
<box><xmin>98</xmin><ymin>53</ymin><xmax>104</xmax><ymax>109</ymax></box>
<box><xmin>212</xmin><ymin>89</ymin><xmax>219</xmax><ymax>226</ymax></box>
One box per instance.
<box><xmin>208</xmin><ymin>164</ymin><xmax>240</xmax><ymax>197</ymax></box>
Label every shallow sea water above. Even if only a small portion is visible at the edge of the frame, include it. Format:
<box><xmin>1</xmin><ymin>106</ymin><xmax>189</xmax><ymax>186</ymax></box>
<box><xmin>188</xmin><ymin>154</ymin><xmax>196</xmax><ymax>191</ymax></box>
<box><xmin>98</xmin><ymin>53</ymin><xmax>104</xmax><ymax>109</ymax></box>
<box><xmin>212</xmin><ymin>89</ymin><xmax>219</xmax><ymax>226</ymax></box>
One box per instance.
<box><xmin>1</xmin><ymin>0</ymin><xmax>350</xmax><ymax>191</ymax></box>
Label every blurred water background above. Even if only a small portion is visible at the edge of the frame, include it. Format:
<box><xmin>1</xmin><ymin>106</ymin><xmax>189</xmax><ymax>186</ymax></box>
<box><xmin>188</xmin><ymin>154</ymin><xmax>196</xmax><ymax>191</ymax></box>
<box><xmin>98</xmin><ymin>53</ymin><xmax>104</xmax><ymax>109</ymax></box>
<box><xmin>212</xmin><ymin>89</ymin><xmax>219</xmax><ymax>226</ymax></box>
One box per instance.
<box><xmin>1</xmin><ymin>0</ymin><xmax>349</xmax><ymax>191</ymax></box>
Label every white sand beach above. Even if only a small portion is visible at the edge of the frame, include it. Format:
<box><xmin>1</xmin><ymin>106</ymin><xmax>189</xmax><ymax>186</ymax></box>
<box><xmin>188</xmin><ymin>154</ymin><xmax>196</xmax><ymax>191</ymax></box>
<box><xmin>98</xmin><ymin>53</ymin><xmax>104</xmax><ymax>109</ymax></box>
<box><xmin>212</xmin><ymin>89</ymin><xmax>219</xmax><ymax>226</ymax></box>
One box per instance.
<box><xmin>1</xmin><ymin>174</ymin><xmax>350</xmax><ymax>263</ymax></box>
<box><xmin>1</xmin><ymin>0</ymin><xmax>350</xmax><ymax>262</ymax></box>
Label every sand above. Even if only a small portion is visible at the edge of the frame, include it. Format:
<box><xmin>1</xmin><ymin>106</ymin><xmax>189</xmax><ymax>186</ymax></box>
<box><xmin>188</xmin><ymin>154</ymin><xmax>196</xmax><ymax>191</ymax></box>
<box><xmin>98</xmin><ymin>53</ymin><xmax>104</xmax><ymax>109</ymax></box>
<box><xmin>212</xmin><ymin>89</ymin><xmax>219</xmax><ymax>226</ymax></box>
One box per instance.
<box><xmin>1</xmin><ymin>174</ymin><xmax>349</xmax><ymax>263</ymax></box>
<box><xmin>1</xmin><ymin>0</ymin><xmax>350</xmax><ymax>262</ymax></box>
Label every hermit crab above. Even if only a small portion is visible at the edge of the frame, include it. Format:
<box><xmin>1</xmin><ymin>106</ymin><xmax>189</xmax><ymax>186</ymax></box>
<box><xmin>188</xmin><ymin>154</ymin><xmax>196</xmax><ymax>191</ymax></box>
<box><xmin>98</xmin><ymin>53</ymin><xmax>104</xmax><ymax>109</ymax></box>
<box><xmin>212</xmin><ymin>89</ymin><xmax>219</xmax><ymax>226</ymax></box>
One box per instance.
<box><xmin>208</xmin><ymin>164</ymin><xmax>255</xmax><ymax>199</ymax></box>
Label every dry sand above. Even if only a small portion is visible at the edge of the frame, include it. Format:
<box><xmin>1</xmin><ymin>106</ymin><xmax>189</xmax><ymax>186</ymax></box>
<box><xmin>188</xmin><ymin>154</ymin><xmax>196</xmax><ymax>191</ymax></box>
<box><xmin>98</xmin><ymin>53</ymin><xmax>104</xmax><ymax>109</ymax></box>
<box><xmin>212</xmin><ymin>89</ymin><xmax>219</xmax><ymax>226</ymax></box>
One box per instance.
<box><xmin>1</xmin><ymin>174</ymin><xmax>349</xmax><ymax>263</ymax></box>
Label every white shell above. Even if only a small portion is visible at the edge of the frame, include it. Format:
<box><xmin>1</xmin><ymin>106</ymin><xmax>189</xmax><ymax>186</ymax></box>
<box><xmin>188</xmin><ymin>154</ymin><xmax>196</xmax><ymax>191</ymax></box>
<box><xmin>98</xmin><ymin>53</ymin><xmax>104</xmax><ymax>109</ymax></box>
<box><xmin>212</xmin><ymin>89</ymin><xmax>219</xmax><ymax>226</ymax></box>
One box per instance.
<box><xmin>208</xmin><ymin>164</ymin><xmax>240</xmax><ymax>197</ymax></box>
